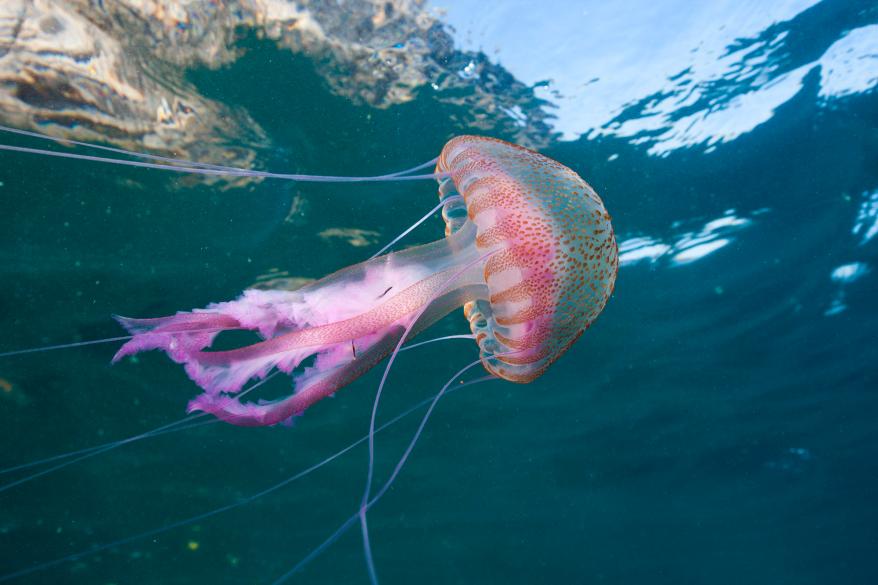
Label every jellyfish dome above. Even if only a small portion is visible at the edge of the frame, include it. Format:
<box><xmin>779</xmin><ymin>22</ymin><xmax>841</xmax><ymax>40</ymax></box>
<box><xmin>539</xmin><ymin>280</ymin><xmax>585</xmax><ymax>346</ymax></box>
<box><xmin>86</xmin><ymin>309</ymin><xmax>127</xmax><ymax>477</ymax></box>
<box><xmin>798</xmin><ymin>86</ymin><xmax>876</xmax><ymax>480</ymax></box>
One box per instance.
<box><xmin>112</xmin><ymin>136</ymin><xmax>618</xmax><ymax>426</ymax></box>
<box><xmin>435</xmin><ymin>136</ymin><xmax>618</xmax><ymax>382</ymax></box>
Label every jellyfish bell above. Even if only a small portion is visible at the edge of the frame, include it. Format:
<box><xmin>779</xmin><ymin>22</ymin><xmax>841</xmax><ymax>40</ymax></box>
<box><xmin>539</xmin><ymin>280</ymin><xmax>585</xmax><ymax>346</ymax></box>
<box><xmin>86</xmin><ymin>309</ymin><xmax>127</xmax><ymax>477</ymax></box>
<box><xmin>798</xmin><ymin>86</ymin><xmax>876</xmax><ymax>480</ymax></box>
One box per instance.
<box><xmin>438</xmin><ymin>136</ymin><xmax>618</xmax><ymax>382</ymax></box>
<box><xmin>112</xmin><ymin>136</ymin><xmax>618</xmax><ymax>427</ymax></box>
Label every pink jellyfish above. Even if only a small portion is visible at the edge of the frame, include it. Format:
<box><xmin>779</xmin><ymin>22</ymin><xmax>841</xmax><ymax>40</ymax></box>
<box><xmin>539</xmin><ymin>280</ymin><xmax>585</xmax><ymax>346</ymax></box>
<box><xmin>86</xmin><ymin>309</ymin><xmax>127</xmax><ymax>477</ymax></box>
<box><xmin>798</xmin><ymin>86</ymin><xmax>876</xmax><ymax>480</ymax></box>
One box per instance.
<box><xmin>0</xmin><ymin>132</ymin><xmax>618</xmax><ymax>583</ymax></box>
<box><xmin>111</xmin><ymin>135</ymin><xmax>619</xmax><ymax>427</ymax></box>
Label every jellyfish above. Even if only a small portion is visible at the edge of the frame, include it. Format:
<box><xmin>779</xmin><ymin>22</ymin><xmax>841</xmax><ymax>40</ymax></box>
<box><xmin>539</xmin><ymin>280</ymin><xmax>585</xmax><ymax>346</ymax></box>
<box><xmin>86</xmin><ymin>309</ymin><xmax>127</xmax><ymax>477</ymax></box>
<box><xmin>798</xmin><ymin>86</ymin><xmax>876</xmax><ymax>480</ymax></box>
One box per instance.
<box><xmin>0</xmin><ymin>131</ymin><xmax>617</xmax><ymax>583</ymax></box>
<box><xmin>109</xmin><ymin>135</ymin><xmax>618</xmax><ymax>427</ymax></box>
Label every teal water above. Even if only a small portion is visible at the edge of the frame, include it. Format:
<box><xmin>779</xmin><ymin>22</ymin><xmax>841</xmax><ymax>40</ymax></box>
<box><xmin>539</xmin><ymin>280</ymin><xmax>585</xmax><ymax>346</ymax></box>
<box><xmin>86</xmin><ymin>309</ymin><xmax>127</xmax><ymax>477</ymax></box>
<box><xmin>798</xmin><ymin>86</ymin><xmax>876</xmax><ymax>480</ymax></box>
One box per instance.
<box><xmin>1</xmin><ymin>1</ymin><xmax>877</xmax><ymax>584</ymax></box>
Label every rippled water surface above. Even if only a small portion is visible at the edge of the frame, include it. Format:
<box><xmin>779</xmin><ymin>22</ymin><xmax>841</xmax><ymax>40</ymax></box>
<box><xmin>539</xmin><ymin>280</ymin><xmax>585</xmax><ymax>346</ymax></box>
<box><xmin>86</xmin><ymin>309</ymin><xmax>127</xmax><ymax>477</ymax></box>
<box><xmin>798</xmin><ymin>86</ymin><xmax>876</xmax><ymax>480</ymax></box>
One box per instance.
<box><xmin>1</xmin><ymin>1</ymin><xmax>876</xmax><ymax>584</ymax></box>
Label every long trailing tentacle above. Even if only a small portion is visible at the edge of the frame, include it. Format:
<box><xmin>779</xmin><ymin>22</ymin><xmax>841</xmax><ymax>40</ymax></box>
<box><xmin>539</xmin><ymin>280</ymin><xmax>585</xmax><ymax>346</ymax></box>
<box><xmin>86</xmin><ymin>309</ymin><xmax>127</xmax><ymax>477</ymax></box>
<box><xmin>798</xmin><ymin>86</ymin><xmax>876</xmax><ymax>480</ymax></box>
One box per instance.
<box><xmin>0</xmin><ymin>372</ymin><xmax>497</xmax><ymax>584</ymax></box>
<box><xmin>0</xmin><ymin>142</ymin><xmax>447</xmax><ymax>181</ymax></box>
<box><xmin>399</xmin><ymin>333</ymin><xmax>475</xmax><ymax>352</ymax></box>
<box><xmin>0</xmin><ymin>123</ymin><xmax>441</xmax><ymax>179</ymax></box>
<box><xmin>368</xmin><ymin>196</ymin><xmax>462</xmax><ymax>260</ymax></box>
<box><xmin>357</xmin><ymin>248</ymin><xmax>499</xmax><ymax>583</ymax></box>
<box><xmin>0</xmin><ymin>124</ymin><xmax>445</xmax><ymax>183</ymax></box>
<box><xmin>0</xmin><ymin>336</ymin><xmax>134</xmax><ymax>358</ymax></box>
<box><xmin>0</xmin><ymin>416</ymin><xmax>209</xmax><ymax>495</ymax></box>
<box><xmin>0</xmin><ymin>417</ymin><xmax>216</xmax><ymax>476</ymax></box>
<box><xmin>273</xmin><ymin>363</ymin><xmax>493</xmax><ymax>585</ymax></box>
<box><xmin>0</xmin><ymin>124</ymin><xmax>255</xmax><ymax>172</ymax></box>
<box><xmin>0</xmin><ymin>334</ymin><xmax>473</xmax><ymax>481</ymax></box>
<box><xmin>0</xmin><ymin>372</ymin><xmax>280</xmax><ymax>495</ymax></box>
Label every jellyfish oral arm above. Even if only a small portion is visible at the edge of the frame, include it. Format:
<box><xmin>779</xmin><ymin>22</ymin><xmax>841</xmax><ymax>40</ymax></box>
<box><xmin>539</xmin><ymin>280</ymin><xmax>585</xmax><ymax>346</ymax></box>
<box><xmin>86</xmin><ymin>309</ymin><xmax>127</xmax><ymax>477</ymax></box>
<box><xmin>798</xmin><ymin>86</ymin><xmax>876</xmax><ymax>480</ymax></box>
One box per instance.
<box><xmin>113</xmin><ymin>222</ymin><xmax>491</xmax><ymax>426</ymax></box>
<box><xmin>184</xmin><ymin>275</ymin><xmax>484</xmax><ymax>426</ymax></box>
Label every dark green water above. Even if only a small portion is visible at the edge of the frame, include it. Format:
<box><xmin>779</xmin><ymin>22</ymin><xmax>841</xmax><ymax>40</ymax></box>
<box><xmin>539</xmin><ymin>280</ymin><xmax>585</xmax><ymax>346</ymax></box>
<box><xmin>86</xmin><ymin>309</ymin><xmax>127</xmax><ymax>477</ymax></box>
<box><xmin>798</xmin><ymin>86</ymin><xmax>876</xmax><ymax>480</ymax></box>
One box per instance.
<box><xmin>1</xmin><ymin>2</ymin><xmax>877</xmax><ymax>584</ymax></box>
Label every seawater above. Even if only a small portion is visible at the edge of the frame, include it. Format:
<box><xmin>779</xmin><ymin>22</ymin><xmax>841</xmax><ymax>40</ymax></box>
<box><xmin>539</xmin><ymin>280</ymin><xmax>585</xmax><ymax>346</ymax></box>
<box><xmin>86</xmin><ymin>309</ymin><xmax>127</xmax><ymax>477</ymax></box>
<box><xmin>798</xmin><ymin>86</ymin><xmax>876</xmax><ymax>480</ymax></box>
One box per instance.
<box><xmin>0</xmin><ymin>1</ymin><xmax>876</xmax><ymax>584</ymax></box>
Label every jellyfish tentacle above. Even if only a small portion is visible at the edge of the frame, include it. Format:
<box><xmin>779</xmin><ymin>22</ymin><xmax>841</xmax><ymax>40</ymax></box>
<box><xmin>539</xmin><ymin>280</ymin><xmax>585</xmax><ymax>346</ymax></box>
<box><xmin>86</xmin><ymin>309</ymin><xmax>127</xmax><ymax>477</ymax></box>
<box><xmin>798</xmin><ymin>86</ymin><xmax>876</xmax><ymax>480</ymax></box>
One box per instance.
<box><xmin>0</xmin><ymin>123</ymin><xmax>440</xmax><ymax>179</ymax></box>
<box><xmin>356</xmin><ymin>359</ymin><xmax>489</xmax><ymax>585</ymax></box>
<box><xmin>0</xmin><ymin>417</ymin><xmax>216</xmax><ymax>477</ymax></box>
<box><xmin>360</xmin><ymin>511</ymin><xmax>379</xmax><ymax>585</ymax></box>
<box><xmin>0</xmin><ymin>136</ymin><xmax>445</xmax><ymax>183</ymax></box>
<box><xmin>358</xmin><ymin>248</ymin><xmax>501</xmax><ymax>584</ymax></box>
<box><xmin>0</xmin><ymin>335</ymin><xmax>133</xmax><ymax>358</ymax></box>
<box><xmin>278</xmin><ymin>359</ymin><xmax>488</xmax><ymax>584</ymax></box>
<box><xmin>0</xmin><ymin>373</ymin><xmax>281</xmax><ymax>492</ymax></box>
<box><xmin>189</xmin><ymin>325</ymin><xmax>406</xmax><ymax>426</ymax></box>
<box><xmin>368</xmin><ymin>196</ymin><xmax>462</xmax><ymax>260</ymax></box>
<box><xmin>0</xmin><ymin>317</ymin><xmax>240</xmax><ymax>360</ymax></box>
<box><xmin>399</xmin><ymin>333</ymin><xmax>474</xmax><ymax>352</ymax></box>
<box><xmin>0</xmin><ymin>124</ymin><xmax>256</xmax><ymax>172</ymax></box>
<box><xmin>0</xmin><ymin>142</ymin><xmax>450</xmax><ymax>182</ymax></box>
<box><xmin>0</xmin><ymin>415</ymin><xmax>205</xmax><ymax>495</ymax></box>
<box><xmin>0</xmin><ymin>375</ymin><xmax>496</xmax><ymax>584</ymax></box>
<box><xmin>185</xmin><ymin>280</ymin><xmax>487</xmax><ymax>426</ymax></box>
<box><xmin>116</xmin><ymin>265</ymin><xmax>483</xmax><ymax>399</ymax></box>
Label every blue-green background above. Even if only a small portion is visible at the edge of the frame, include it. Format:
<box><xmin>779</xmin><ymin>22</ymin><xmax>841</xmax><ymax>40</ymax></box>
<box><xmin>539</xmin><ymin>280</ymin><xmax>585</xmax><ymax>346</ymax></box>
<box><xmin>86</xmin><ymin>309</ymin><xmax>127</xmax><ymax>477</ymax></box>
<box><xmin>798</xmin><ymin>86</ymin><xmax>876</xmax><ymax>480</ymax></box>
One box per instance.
<box><xmin>1</xmin><ymin>1</ymin><xmax>877</xmax><ymax>584</ymax></box>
